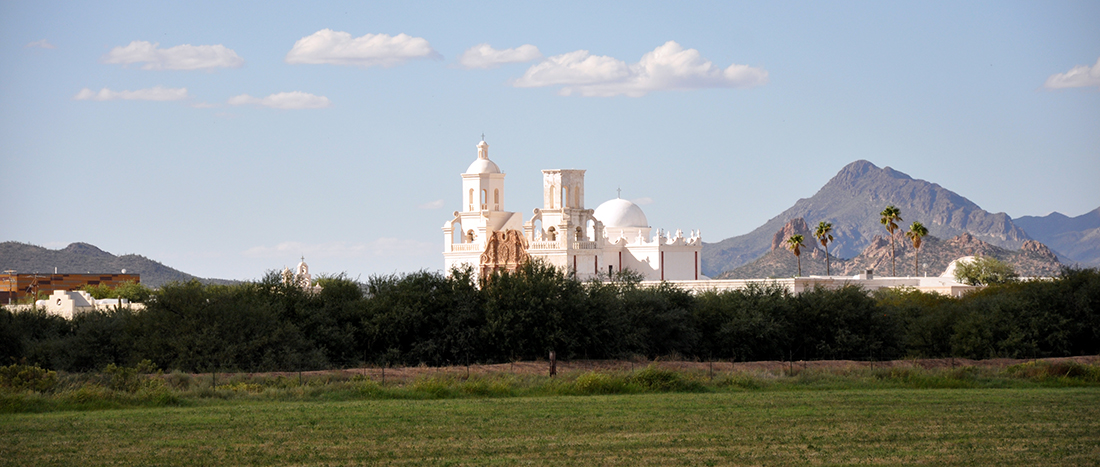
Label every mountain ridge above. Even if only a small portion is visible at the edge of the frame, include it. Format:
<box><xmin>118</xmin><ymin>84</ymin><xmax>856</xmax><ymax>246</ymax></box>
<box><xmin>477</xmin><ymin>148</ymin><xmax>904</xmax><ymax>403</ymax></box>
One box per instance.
<box><xmin>702</xmin><ymin>160</ymin><xmax>1032</xmax><ymax>277</ymax></box>
<box><xmin>0</xmin><ymin>241</ymin><xmax>237</xmax><ymax>288</ymax></box>
<box><xmin>717</xmin><ymin>218</ymin><xmax>1062</xmax><ymax>280</ymax></box>
<box><xmin>1014</xmin><ymin>208</ymin><xmax>1100</xmax><ymax>266</ymax></box>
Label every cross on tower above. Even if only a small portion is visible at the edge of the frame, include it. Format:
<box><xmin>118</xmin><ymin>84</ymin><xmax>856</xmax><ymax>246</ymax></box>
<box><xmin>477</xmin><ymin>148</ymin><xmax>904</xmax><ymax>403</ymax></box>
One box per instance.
<box><xmin>617</xmin><ymin>187</ymin><xmax>621</xmax><ymax>198</ymax></box>
<box><xmin>481</xmin><ymin>133</ymin><xmax>485</xmax><ymax>141</ymax></box>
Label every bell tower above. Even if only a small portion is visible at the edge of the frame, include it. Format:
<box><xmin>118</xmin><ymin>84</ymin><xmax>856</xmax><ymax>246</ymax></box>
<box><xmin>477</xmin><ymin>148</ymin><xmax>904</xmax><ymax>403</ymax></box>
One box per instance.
<box><xmin>460</xmin><ymin>138</ymin><xmax>506</xmax><ymax>212</ymax></box>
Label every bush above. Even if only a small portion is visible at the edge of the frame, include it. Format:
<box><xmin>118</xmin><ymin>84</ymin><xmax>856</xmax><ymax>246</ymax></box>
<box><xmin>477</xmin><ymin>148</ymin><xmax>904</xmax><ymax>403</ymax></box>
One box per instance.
<box><xmin>1005</xmin><ymin>360</ymin><xmax>1100</xmax><ymax>382</ymax></box>
<box><xmin>572</xmin><ymin>372</ymin><xmax>628</xmax><ymax>395</ymax></box>
<box><xmin>0</xmin><ymin>363</ymin><xmax>58</xmax><ymax>392</ymax></box>
<box><xmin>630</xmin><ymin>365</ymin><xmax>704</xmax><ymax>392</ymax></box>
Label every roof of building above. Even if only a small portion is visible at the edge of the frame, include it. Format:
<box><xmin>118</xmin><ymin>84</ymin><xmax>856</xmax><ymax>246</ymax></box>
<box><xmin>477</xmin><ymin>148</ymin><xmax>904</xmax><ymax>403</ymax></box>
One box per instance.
<box><xmin>593</xmin><ymin>198</ymin><xmax>649</xmax><ymax>228</ymax></box>
<box><xmin>465</xmin><ymin>140</ymin><xmax>501</xmax><ymax>174</ymax></box>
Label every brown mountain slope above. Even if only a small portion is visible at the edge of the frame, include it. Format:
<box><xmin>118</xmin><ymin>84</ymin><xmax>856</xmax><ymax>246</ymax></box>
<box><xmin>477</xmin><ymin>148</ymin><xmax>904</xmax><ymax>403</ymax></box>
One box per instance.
<box><xmin>0</xmin><ymin>241</ymin><xmax>237</xmax><ymax>288</ymax></box>
<box><xmin>702</xmin><ymin>160</ymin><xmax>1031</xmax><ymax>277</ymax></box>
<box><xmin>716</xmin><ymin>219</ymin><xmax>1060</xmax><ymax>279</ymax></box>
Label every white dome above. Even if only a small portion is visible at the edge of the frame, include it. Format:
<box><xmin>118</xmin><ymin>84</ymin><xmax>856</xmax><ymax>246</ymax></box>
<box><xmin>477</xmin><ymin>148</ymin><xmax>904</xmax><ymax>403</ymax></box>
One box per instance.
<box><xmin>465</xmin><ymin>140</ymin><xmax>501</xmax><ymax>174</ymax></box>
<box><xmin>465</xmin><ymin>158</ymin><xmax>501</xmax><ymax>174</ymax></box>
<box><xmin>593</xmin><ymin>198</ymin><xmax>649</xmax><ymax>228</ymax></box>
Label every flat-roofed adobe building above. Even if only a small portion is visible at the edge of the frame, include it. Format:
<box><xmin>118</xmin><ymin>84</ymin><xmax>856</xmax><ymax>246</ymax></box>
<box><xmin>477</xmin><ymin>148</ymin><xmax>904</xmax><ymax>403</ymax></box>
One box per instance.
<box><xmin>0</xmin><ymin>272</ymin><xmax>140</xmax><ymax>304</ymax></box>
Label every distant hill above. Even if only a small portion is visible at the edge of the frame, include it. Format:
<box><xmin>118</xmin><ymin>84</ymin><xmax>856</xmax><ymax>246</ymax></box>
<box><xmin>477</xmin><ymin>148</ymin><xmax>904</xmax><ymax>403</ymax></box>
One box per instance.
<box><xmin>703</xmin><ymin>160</ymin><xmax>1031</xmax><ymax>277</ymax></box>
<box><xmin>0</xmin><ymin>242</ymin><xmax>238</xmax><ymax>288</ymax></box>
<box><xmin>717</xmin><ymin>218</ymin><xmax>1061</xmax><ymax>279</ymax></box>
<box><xmin>1014</xmin><ymin>207</ymin><xmax>1100</xmax><ymax>267</ymax></box>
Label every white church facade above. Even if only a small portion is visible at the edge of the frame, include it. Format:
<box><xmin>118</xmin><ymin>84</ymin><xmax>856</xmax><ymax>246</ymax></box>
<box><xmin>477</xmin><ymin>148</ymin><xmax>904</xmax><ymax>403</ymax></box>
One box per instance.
<box><xmin>442</xmin><ymin>139</ymin><xmax>703</xmax><ymax>281</ymax></box>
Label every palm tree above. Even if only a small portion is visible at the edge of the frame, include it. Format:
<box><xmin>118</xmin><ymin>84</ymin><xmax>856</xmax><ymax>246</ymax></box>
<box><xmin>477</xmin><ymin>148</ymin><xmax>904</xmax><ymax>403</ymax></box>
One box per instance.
<box><xmin>814</xmin><ymin>221</ymin><xmax>834</xmax><ymax>276</ymax></box>
<box><xmin>906</xmin><ymin>221</ymin><xmax>929</xmax><ymax>276</ymax></box>
<box><xmin>880</xmin><ymin>205</ymin><xmax>902</xmax><ymax>276</ymax></box>
<box><xmin>786</xmin><ymin>234</ymin><xmax>805</xmax><ymax>277</ymax></box>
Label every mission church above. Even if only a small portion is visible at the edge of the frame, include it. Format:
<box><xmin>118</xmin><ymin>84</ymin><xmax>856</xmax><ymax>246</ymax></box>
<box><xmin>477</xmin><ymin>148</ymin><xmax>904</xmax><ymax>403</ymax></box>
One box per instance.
<box><xmin>442</xmin><ymin>138</ymin><xmax>703</xmax><ymax>281</ymax></box>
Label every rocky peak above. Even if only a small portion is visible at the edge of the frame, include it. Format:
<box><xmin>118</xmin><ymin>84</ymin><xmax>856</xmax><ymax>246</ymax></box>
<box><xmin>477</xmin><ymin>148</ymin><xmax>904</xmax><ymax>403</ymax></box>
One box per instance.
<box><xmin>61</xmin><ymin>242</ymin><xmax>111</xmax><ymax>258</ymax></box>
<box><xmin>770</xmin><ymin>218</ymin><xmax>815</xmax><ymax>251</ymax></box>
<box><xmin>1020</xmin><ymin>240</ymin><xmax>1058</xmax><ymax>261</ymax></box>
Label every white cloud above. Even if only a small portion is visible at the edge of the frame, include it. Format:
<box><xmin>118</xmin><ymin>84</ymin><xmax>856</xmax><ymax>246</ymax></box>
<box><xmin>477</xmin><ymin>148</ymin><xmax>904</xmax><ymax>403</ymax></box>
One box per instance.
<box><xmin>285</xmin><ymin>29</ymin><xmax>441</xmax><ymax>67</ymax></box>
<box><xmin>25</xmin><ymin>39</ymin><xmax>55</xmax><ymax>49</ymax></box>
<box><xmin>228</xmin><ymin>91</ymin><xmax>331</xmax><ymax>109</ymax></box>
<box><xmin>73</xmin><ymin>86</ymin><xmax>188</xmax><ymax>101</ymax></box>
<box><xmin>243</xmin><ymin>239</ymin><xmax>435</xmax><ymax>260</ymax></box>
<box><xmin>418</xmin><ymin>199</ymin><xmax>445</xmax><ymax>209</ymax></box>
<box><xmin>1044</xmin><ymin>57</ymin><xmax>1100</xmax><ymax>89</ymax></box>
<box><xmin>102</xmin><ymin>40</ymin><xmax>244</xmax><ymax>70</ymax></box>
<box><xmin>458</xmin><ymin>43</ymin><xmax>542</xmax><ymax>69</ymax></box>
<box><xmin>513</xmin><ymin>41</ymin><xmax>768</xmax><ymax>97</ymax></box>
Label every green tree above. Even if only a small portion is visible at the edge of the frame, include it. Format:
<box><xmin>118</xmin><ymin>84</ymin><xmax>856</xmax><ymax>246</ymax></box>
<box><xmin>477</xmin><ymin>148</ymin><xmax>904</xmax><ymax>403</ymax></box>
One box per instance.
<box><xmin>786</xmin><ymin>234</ymin><xmax>805</xmax><ymax>277</ymax></box>
<box><xmin>905</xmin><ymin>221</ymin><xmax>929</xmax><ymax>276</ymax></box>
<box><xmin>880</xmin><ymin>205</ymin><xmax>903</xmax><ymax>276</ymax></box>
<box><xmin>814</xmin><ymin>221</ymin><xmax>835</xmax><ymax>276</ymax></box>
<box><xmin>953</xmin><ymin>256</ymin><xmax>1018</xmax><ymax>286</ymax></box>
<box><xmin>81</xmin><ymin>281</ymin><xmax>153</xmax><ymax>302</ymax></box>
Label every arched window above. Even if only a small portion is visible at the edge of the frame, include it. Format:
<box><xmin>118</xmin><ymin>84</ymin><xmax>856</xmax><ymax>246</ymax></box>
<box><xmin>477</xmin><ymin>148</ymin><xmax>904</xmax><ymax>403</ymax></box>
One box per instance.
<box><xmin>452</xmin><ymin>221</ymin><xmax>464</xmax><ymax>244</ymax></box>
<box><xmin>481</xmin><ymin>189</ymin><xmax>488</xmax><ymax>209</ymax></box>
<box><xmin>468</xmin><ymin>189</ymin><xmax>474</xmax><ymax>211</ymax></box>
<box><xmin>575</xmin><ymin>226</ymin><xmax>583</xmax><ymax>240</ymax></box>
<box><xmin>494</xmin><ymin>189</ymin><xmax>499</xmax><ymax>210</ymax></box>
<box><xmin>561</xmin><ymin>186</ymin><xmax>569</xmax><ymax>208</ymax></box>
<box><xmin>547</xmin><ymin>226</ymin><xmax>557</xmax><ymax>241</ymax></box>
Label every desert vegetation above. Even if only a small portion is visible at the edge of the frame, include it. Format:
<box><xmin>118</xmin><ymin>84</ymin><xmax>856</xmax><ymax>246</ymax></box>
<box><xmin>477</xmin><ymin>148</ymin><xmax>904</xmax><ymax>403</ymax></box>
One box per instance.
<box><xmin>1</xmin><ymin>263</ymin><xmax>1098</xmax><ymax>373</ymax></box>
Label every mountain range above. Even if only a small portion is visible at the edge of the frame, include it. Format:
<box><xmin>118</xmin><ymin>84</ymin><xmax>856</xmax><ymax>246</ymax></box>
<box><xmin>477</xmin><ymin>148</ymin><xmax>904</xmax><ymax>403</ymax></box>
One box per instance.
<box><xmin>1014</xmin><ymin>208</ymin><xmax>1100</xmax><ymax>267</ymax></box>
<box><xmin>716</xmin><ymin>218</ymin><xmax>1063</xmax><ymax>279</ymax></box>
<box><xmin>0</xmin><ymin>242</ymin><xmax>236</xmax><ymax>288</ymax></box>
<box><xmin>703</xmin><ymin>160</ymin><xmax>1098</xmax><ymax>277</ymax></box>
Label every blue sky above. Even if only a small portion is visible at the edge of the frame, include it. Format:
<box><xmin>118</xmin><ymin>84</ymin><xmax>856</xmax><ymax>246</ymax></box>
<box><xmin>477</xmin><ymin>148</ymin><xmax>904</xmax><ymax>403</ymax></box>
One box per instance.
<box><xmin>1</xmin><ymin>1</ymin><xmax>1098</xmax><ymax>281</ymax></box>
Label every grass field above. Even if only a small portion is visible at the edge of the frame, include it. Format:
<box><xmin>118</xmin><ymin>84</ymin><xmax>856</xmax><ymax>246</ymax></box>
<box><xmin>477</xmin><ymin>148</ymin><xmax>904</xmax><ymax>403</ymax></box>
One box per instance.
<box><xmin>3</xmin><ymin>388</ymin><xmax>1099</xmax><ymax>466</ymax></box>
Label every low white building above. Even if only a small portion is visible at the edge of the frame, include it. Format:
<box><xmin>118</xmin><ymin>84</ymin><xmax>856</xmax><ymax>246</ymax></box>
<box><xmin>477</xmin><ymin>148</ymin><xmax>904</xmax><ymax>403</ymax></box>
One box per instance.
<box><xmin>9</xmin><ymin>289</ymin><xmax>145</xmax><ymax>319</ymax></box>
<box><xmin>443</xmin><ymin>139</ymin><xmax>702</xmax><ymax>281</ymax></box>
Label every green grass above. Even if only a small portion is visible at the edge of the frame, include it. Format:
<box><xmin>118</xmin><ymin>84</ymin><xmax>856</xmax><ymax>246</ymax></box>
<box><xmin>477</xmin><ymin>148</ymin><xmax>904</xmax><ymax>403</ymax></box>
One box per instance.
<box><xmin>2</xmin><ymin>388</ymin><xmax>1098</xmax><ymax>465</ymax></box>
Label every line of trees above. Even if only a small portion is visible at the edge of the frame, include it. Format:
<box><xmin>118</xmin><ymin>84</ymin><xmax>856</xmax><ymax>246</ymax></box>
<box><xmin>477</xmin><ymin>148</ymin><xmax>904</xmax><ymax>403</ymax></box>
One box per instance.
<box><xmin>792</xmin><ymin>205</ymin><xmax>931</xmax><ymax>277</ymax></box>
<box><xmin>1</xmin><ymin>262</ymin><xmax>1098</xmax><ymax>373</ymax></box>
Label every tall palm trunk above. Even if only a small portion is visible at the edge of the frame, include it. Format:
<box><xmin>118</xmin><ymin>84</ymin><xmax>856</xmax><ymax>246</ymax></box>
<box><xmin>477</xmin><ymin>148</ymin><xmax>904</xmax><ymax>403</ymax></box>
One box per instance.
<box><xmin>890</xmin><ymin>233</ymin><xmax>896</xmax><ymax>276</ymax></box>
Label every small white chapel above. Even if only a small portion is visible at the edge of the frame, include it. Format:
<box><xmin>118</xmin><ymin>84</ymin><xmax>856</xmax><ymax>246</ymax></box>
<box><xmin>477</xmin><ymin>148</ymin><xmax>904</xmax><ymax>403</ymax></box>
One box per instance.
<box><xmin>442</xmin><ymin>138</ymin><xmax>703</xmax><ymax>281</ymax></box>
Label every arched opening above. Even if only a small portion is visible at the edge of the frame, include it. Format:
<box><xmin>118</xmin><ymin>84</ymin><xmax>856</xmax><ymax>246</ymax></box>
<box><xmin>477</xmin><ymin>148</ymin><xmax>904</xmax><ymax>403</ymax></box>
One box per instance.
<box><xmin>561</xmin><ymin>186</ymin><xmax>569</xmax><ymax>208</ymax></box>
<box><xmin>452</xmin><ymin>220</ymin><xmax>464</xmax><ymax>244</ymax></box>
<box><xmin>586</xmin><ymin>219</ymin><xmax>597</xmax><ymax>241</ymax></box>
<box><xmin>468</xmin><ymin>189</ymin><xmax>474</xmax><ymax>211</ymax></box>
<box><xmin>493</xmin><ymin>189</ymin><xmax>499</xmax><ymax>210</ymax></box>
<box><xmin>575</xmin><ymin>226</ymin><xmax>583</xmax><ymax>241</ymax></box>
<box><xmin>547</xmin><ymin>226</ymin><xmax>557</xmax><ymax>241</ymax></box>
<box><xmin>465</xmin><ymin>229</ymin><xmax>475</xmax><ymax>243</ymax></box>
<box><xmin>533</xmin><ymin>219</ymin><xmax>544</xmax><ymax>241</ymax></box>
<box><xmin>481</xmin><ymin>189</ymin><xmax>488</xmax><ymax>210</ymax></box>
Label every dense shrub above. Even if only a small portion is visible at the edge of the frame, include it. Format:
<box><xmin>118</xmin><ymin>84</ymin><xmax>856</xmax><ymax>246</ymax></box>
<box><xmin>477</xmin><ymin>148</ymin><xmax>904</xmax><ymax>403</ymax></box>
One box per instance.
<box><xmin>0</xmin><ymin>363</ymin><xmax>58</xmax><ymax>392</ymax></box>
<box><xmin>1</xmin><ymin>266</ymin><xmax>1097</xmax><ymax>371</ymax></box>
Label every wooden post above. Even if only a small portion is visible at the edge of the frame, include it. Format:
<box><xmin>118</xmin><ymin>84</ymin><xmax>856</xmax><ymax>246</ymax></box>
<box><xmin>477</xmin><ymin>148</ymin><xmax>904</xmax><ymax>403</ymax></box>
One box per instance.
<box><xmin>549</xmin><ymin>351</ymin><xmax>557</xmax><ymax>377</ymax></box>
